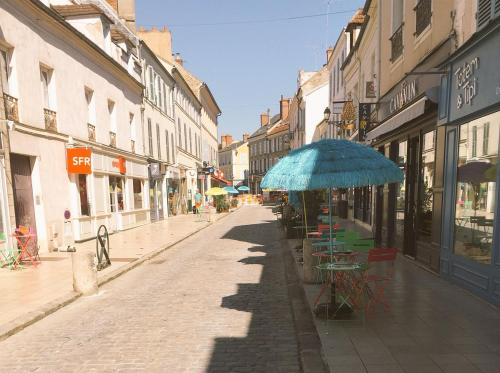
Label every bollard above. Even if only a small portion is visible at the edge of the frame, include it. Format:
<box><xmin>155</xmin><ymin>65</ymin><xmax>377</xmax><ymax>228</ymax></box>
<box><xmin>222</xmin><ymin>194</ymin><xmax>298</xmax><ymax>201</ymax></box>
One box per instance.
<box><xmin>303</xmin><ymin>239</ymin><xmax>321</xmax><ymax>284</ymax></box>
<box><xmin>71</xmin><ymin>250</ymin><xmax>98</xmax><ymax>295</ymax></box>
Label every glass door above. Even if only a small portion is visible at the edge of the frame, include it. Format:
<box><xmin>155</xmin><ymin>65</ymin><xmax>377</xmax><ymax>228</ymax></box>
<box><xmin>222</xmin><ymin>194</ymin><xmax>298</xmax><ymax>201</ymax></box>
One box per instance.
<box><xmin>108</xmin><ymin>176</ymin><xmax>123</xmax><ymax>231</ymax></box>
<box><xmin>404</xmin><ymin>136</ymin><xmax>420</xmax><ymax>257</ymax></box>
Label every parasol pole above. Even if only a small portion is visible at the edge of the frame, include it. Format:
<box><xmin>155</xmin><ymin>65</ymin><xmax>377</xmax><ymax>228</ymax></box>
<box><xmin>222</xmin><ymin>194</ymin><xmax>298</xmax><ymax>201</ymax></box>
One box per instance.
<box><xmin>329</xmin><ymin>187</ymin><xmax>333</xmax><ymax>261</ymax></box>
<box><xmin>302</xmin><ymin>191</ymin><xmax>308</xmax><ymax>236</ymax></box>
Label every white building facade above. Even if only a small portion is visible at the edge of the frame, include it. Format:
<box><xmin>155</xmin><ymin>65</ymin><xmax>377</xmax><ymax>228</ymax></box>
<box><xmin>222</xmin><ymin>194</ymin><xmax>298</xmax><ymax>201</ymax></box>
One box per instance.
<box><xmin>140</xmin><ymin>41</ymin><xmax>177</xmax><ymax>220</ymax></box>
<box><xmin>0</xmin><ymin>0</ymin><xmax>150</xmax><ymax>253</ymax></box>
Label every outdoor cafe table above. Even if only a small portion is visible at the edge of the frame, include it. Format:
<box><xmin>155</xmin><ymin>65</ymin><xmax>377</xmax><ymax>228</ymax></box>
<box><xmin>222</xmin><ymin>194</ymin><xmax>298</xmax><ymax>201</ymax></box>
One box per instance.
<box><xmin>312</xmin><ymin>240</ymin><xmax>346</xmax><ymax>250</ymax></box>
<box><xmin>314</xmin><ymin>262</ymin><xmax>363</xmax><ymax>319</ymax></box>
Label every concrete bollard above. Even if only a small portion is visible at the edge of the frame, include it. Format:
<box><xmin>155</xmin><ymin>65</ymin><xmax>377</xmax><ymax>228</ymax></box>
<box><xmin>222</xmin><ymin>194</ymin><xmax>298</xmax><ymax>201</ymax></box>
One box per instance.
<box><xmin>71</xmin><ymin>250</ymin><xmax>98</xmax><ymax>295</ymax></box>
<box><xmin>303</xmin><ymin>239</ymin><xmax>321</xmax><ymax>284</ymax></box>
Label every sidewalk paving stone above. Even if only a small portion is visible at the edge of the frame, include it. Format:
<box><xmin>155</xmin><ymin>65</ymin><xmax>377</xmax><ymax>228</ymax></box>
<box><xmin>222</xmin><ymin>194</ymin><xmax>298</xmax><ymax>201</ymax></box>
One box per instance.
<box><xmin>0</xmin><ymin>208</ymin><xmax>230</xmax><ymax>339</ymax></box>
<box><xmin>287</xmin><ymin>218</ymin><xmax>500</xmax><ymax>373</ymax></box>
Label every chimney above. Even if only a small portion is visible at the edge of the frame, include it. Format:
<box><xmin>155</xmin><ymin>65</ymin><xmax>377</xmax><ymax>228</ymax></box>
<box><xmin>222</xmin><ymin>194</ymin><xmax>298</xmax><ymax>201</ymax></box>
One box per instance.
<box><xmin>137</xmin><ymin>26</ymin><xmax>173</xmax><ymax>62</ymax></box>
<box><xmin>220</xmin><ymin>134</ymin><xmax>233</xmax><ymax>149</ymax></box>
<box><xmin>242</xmin><ymin>133</ymin><xmax>250</xmax><ymax>143</ymax></box>
<box><xmin>260</xmin><ymin>111</ymin><xmax>269</xmax><ymax>127</ymax></box>
<box><xmin>173</xmin><ymin>53</ymin><xmax>184</xmax><ymax>66</ymax></box>
<box><xmin>106</xmin><ymin>0</ymin><xmax>136</xmax><ymax>31</ymax></box>
<box><xmin>280</xmin><ymin>95</ymin><xmax>290</xmax><ymax>120</ymax></box>
<box><xmin>326</xmin><ymin>47</ymin><xmax>334</xmax><ymax>63</ymax></box>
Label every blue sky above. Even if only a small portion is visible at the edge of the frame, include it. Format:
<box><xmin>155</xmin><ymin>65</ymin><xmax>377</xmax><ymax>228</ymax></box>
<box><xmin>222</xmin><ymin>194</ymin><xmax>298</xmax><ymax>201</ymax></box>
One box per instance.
<box><xmin>135</xmin><ymin>0</ymin><xmax>365</xmax><ymax>141</ymax></box>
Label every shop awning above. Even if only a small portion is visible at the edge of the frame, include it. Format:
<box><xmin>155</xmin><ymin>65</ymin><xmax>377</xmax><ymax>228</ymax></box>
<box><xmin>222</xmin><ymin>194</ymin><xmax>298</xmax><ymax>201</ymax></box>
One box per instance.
<box><xmin>366</xmin><ymin>96</ymin><xmax>428</xmax><ymax>142</ymax></box>
<box><xmin>211</xmin><ymin>174</ymin><xmax>230</xmax><ymax>185</ymax></box>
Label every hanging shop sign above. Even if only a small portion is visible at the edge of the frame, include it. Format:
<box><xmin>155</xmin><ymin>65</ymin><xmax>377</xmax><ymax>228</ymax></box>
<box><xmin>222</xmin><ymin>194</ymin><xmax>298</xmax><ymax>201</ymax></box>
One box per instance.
<box><xmin>149</xmin><ymin>162</ymin><xmax>161</xmax><ymax>179</ymax></box>
<box><xmin>366</xmin><ymin>81</ymin><xmax>376</xmax><ymax>98</ymax></box>
<box><xmin>341</xmin><ymin>100</ymin><xmax>356</xmax><ymax>123</ymax></box>
<box><xmin>112</xmin><ymin>156</ymin><xmax>126</xmax><ymax>175</ymax></box>
<box><xmin>66</xmin><ymin>147</ymin><xmax>92</xmax><ymax>174</ymax></box>
<box><xmin>389</xmin><ymin>80</ymin><xmax>417</xmax><ymax>114</ymax></box>
<box><xmin>358</xmin><ymin>103</ymin><xmax>371</xmax><ymax>141</ymax></box>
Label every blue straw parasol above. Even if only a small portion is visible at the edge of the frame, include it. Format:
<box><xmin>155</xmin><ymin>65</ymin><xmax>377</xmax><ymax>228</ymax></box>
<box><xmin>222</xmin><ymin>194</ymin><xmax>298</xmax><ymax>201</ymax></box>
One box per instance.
<box><xmin>262</xmin><ymin>139</ymin><xmax>403</xmax><ymax>260</ymax></box>
<box><xmin>223</xmin><ymin>186</ymin><xmax>240</xmax><ymax>194</ymax></box>
<box><xmin>261</xmin><ymin>139</ymin><xmax>403</xmax><ymax>315</ymax></box>
<box><xmin>261</xmin><ymin>139</ymin><xmax>403</xmax><ymax>191</ymax></box>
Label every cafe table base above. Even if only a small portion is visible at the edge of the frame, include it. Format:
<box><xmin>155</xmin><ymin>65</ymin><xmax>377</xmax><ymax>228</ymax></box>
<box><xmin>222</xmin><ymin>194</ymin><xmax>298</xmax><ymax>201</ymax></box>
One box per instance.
<box><xmin>314</xmin><ymin>302</ymin><xmax>355</xmax><ymax>320</ymax></box>
<box><xmin>314</xmin><ymin>262</ymin><xmax>363</xmax><ymax>320</ymax></box>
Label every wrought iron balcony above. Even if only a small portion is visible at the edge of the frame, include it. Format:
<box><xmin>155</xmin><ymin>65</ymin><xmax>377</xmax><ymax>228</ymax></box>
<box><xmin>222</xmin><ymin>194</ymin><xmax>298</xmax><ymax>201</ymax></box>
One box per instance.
<box><xmin>44</xmin><ymin>108</ymin><xmax>57</xmax><ymax>131</ymax></box>
<box><xmin>109</xmin><ymin>131</ymin><xmax>116</xmax><ymax>147</ymax></box>
<box><xmin>3</xmin><ymin>93</ymin><xmax>19</xmax><ymax>122</ymax></box>
<box><xmin>390</xmin><ymin>23</ymin><xmax>404</xmax><ymax>62</ymax></box>
<box><xmin>415</xmin><ymin>0</ymin><xmax>432</xmax><ymax>37</ymax></box>
<box><xmin>87</xmin><ymin>123</ymin><xmax>96</xmax><ymax>142</ymax></box>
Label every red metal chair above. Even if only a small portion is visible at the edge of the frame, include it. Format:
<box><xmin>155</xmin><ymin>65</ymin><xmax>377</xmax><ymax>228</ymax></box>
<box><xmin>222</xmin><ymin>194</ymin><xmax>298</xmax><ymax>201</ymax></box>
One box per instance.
<box><xmin>363</xmin><ymin>248</ymin><xmax>397</xmax><ymax>314</ymax></box>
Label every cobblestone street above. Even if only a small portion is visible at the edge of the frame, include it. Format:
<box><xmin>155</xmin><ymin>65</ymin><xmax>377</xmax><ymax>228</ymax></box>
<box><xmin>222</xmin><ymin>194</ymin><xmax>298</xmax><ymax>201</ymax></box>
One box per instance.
<box><xmin>0</xmin><ymin>206</ymin><xmax>301</xmax><ymax>373</ymax></box>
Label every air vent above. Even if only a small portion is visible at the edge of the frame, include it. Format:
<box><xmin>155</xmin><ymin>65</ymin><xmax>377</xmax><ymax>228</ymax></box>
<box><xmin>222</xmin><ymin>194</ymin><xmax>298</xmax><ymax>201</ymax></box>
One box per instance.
<box><xmin>495</xmin><ymin>0</ymin><xmax>500</xmax><ymax>14</ymax></box>
<box><xmin>477</xmin><ymin>0</ymin><xmax>492</xmax><ymax>29</ymax></box>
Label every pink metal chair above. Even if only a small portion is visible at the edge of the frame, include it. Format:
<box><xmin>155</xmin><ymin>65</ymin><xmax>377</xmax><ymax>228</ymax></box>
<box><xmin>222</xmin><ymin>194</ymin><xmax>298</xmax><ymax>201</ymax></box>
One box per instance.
<box><xmin>363</xmin><ymin>248</ymin><xmax>397</xmax><ymax>314</ymax></box>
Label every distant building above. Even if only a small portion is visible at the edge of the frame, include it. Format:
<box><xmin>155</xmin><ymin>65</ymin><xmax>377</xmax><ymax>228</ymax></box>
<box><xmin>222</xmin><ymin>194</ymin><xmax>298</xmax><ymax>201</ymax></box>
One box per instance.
<box><xmin>218</xmin><ymin>134</ymin><xmax>249</xmax><ymax>187</ymax></box>
<box><xmin>289</xmin><ymin>68</ymin><xmax>329</xmax><ymax>149</ymax></box>
<box><xmin>248</xmin><ymin>96</ymin><xmax>291</xmax><ymax>194</ymax></box>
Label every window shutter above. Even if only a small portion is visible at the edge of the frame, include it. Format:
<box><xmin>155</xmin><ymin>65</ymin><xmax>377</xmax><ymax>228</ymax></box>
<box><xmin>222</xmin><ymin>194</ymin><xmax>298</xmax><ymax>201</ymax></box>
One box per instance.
<box><xmin>477</xmin><ymin>0</ymin><xmax>495</xmax><ymax>30</ymax></box>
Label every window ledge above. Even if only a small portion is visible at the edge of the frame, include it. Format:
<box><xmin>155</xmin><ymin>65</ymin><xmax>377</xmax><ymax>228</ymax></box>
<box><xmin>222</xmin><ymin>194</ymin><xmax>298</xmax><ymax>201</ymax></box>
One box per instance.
<box><xmin>414</xmin><ymin>24</ymin><xmax>432</xmax><ymax>48</ymax></box>
<box><xmin>390</xmin><ymin>54</ymin><xmax>404</xmax><ymax>72</ymax></box>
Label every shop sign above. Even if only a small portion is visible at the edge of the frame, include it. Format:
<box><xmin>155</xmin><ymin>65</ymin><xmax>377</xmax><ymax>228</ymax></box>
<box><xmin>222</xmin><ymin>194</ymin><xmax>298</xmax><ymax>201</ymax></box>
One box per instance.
<box><xmin>66</xmin><ymin>147</ymin><xmax>92</xmax><ymax>174</ymax></box>
<box><xmin>149</xmin><ymin>162</ymin><xmax>161</xmax><ymax>179</ymax></box>
<box><xmin>112</xmin><ymin>156</ymin><xmax>126</xmax><ymax>175</ymax></box>
<box><xmin>358</xmin><ymin>103</ymin><xmax>371</xmax><ymax>141</ymax></box>
<box><xmin>455</xmin><ymin>57</ymin><xmax>479</xmax><ymax>110</ymax></box>
<box><xmin>341</xmin><ymin>100</ymin><xmax>356</xmax><ymax>123</ymax></box>
<box><xmin>366</xmin><ymin>81</ymin><xmax>376</xmax><ymax>98</ymax></box>
<box><xmin>389</xmin><ymin>80</ymin><xmax>417</xmax><ymax>114</ymax></box>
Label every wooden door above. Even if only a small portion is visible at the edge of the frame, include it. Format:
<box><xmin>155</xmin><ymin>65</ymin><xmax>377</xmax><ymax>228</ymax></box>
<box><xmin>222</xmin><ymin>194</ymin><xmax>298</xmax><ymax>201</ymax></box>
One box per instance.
<box><xmin>11</xmin><ymin>154</ymin><xmax>37</xmax><ymax>233</ymax></box>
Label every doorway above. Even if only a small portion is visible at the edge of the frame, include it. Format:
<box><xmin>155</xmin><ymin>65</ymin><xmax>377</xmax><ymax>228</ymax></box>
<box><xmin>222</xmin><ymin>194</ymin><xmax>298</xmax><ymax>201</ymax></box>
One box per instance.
<box><xmin>149</xmin><ymin>179</ymin><xmax>164</xmax><ymax>221</ymax></box>
<box><xmin>404</xmin><ymin>136</ymin><xmax>420</xmax><ymax>257</ymax></box>
<box><xmin>108</xmin><ymin>176</ymin><xmax>124</xmax><ymax>231</ymax></box>
<box><xmin>10</xmin><ymin>154</ymin><xmax>37</xmax><ymax>238</ymax></box>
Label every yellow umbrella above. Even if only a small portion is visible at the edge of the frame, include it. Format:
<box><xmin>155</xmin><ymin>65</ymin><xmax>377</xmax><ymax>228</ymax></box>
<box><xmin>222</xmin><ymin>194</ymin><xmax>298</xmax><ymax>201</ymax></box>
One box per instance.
<box><xmin>205</xmin><ymin>187</ymin><xmax>228</xmax><ymax>196</ymax></box>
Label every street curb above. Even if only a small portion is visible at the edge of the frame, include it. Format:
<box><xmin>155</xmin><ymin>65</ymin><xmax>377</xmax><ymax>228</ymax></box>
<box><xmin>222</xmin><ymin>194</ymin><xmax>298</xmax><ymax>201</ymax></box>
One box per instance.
<box><xmin>0</xmin><ymin>208</ymin><xmax>238</xmax><ymax>342</ymax></box>
<box><xmin>281</xmin><ymin>237</ymin><xmax>330</xmax><ymax>373</ymax></box>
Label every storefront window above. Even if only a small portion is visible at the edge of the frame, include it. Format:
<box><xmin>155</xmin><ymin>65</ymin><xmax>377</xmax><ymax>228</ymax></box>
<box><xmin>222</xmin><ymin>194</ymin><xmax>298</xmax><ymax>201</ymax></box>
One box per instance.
<box><xmin>454</xmin><ymin>113</ymin><xmax>499</xmax><ymax>264</ymax></box>
<box><xmin>168</xmin><ymin>178</ymin><xmax>180</xmax><ymax>216</ymax></box>
<box><xmin>396</xmin><ymin>140</ymin><xmax>407</xmax><ymax>238</ymax></box>
<box><xmin>109</xmin><ymin>176</ymin><xmax>124</xmax><ymax>212</ymax></box>
<box><xmin>418</xmin><ymin>130</ymin><xmax>435</xmax><ymax>237</ymax></box>
<box><xmin>78</xmin><ymin>174</ymin><xmax>90</xmax><ymax>216</ymax></box>
<box><xmin>133</xmin><ymin>179</ymin><xmax>143</xmax><ymax>209</ymax></box>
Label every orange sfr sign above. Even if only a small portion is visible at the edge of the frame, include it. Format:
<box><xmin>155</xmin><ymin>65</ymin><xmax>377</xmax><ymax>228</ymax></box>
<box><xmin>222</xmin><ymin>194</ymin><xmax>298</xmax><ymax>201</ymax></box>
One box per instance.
<box><xmin>67</xmin><ymin>148</ymin><xmax>92</xmax><ymax>174</ymax></box>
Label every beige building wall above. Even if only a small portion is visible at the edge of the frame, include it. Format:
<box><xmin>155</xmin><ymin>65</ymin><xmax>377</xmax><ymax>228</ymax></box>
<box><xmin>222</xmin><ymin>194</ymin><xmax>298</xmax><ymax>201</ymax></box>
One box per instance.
<box><xmin>379</xmin><ymin>0</ymin><xmax>454</xmax><ymax>97</ymax></box>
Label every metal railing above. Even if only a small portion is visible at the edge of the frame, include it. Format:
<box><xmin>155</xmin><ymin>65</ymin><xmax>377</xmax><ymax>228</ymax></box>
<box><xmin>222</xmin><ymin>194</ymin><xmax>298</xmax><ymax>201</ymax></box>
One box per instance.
<box><xmin>3</xmin><ymin>93</ymin><xmax>19</xmax><ymax>122</ymax></box>
<box><xmin>87</xmin><ymin>123</ymin><xmax>96</xmax><ymax>141</ymax></box>
<box><xmin>415</xmin><ymin>0</ymin><xmax>432</xmax><ymax>37</ymax></box>
<box><xmin>44</xmin><ymin>108</ymin><xmax>57</xmax><ymax>131</ymax></box>
<box><xmin>390</xmin><ymin>23</ymin><xmax>404</xmax><ymax>62</ymax></box>
<box><xmin>109</xmin><ymin>131</ymin><xmax>116</xmax><ymax>147</ymax></box>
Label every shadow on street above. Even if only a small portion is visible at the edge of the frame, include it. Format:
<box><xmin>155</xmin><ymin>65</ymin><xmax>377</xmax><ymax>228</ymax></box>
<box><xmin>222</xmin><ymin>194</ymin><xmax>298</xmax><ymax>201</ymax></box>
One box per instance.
<box><xmin>207</xmin><ymin>221</ymin><xmax>300</xmax><ymax>373</ymax></box>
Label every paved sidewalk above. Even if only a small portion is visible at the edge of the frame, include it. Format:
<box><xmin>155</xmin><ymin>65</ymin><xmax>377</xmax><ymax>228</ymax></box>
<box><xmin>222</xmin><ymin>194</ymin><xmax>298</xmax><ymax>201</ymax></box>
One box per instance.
<box><xmin>289</xmin><ymin>221</ymin><xmax>500</xmax><ymax>373</ymax></box>
<box><xmin>0</xmin><ymin>208</ymin><xmax>229</xmax><ymax>338</ymax></box>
